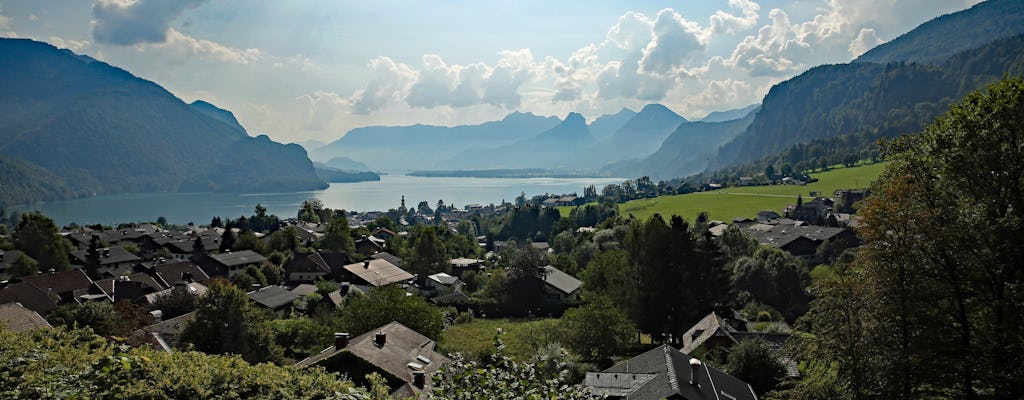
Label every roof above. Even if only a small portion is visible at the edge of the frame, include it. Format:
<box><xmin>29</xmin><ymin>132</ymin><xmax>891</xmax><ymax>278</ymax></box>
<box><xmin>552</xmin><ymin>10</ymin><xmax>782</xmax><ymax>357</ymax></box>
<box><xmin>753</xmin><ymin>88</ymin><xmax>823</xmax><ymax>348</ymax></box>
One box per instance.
<box><xmin>20</xmin><ymin>270</ymin><xmax>94</xmax><ymax>295</ymax></box>
<box><xmin>592</xmin><ymin>344</ymin><xmax>758</xmax><ymax>400</ymax></box>
<box><xmin>69</xmin><ymin>246</ymin><xmax>141</xmax><ymax>266</ymax></box>
<box><xmin>681</xmin><ymin>312</ymin><xmax>738</xmax><ymax>354</ymax></box>
<box><xmin>142</xmin><ymin>282</ymin><xmax>208</xmax><ymax>305</ymax></box>
<box><xmin>745</xmin><ymin>224</ymin><xmax>847</xmax><ymax>249</ymax></box>
<box><xmin>128</xmin><ymin>311</ymin><xmax>195</xmax><ymax>352</ymax></box>
<box><xmin>428</xmin><ymin>272</ymin><xmax>459</xmax><ymax>286</ymax></box>
<box><xmin>342</xmin><ymin>259</ymin><xmax>414</xmax><ymax>287</ymax></box>
<box><xmin>209</xmin><ymin>250</ymin><xmax>267</xmax><ymax>267</ymax></box>
<box><xmin>0</xmin><ymin>302</ymin><xmax>52</xmax><ymax>333</ymax></box>
<box><xmin>92</xmin><ymin>273</ymin><xmax>165</xmax><ymax>300</ymax></box>
<box><xmin>291</xmin><ymin>284</ymin><xmax>318</xmax><ymax>297</ymax></box>
<box><xmin>284</xmin><ymin>252</ymin><xmax>331</xmax><ymax>274</ymax></box>
<box><xmin>0</xmin><ymin>282</ymin><xmax>60</xmax><ymax>315</ymax></box>
<box><xmin>247</xmin><ymin>285</ymin><xmax>301</xmax><ymax>309</ymax></box>
<box><xmin>371</xmin><ymin>252</ymin><xmax>403</xmax><ymax>266</ymax></box>
<box><xmin>449</xmin><ymin>257</ymin><xmax>483</xmax><ymax>267</ymax></box>
<box><xmin>295</xmin><ymin>321</ymin><xmax>449</xmax><ymax>393</ymax></box>
<box><xmin>153</xmin><ymin>261</ymin><xmax>210</xmax><ymax>287</ymax></box>
<box><xmin>542</xmin><ymin>265</ymin><xmax>582</xmax><ymax>295</ymax></box>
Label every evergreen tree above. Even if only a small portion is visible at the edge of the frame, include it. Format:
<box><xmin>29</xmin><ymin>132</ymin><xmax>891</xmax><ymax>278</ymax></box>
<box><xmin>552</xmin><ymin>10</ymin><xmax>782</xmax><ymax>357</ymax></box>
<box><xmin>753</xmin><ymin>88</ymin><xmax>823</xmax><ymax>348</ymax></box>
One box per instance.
<box><xmin>13</xmin><ymin>212</ymin><xmax>69</xmax><ymax>271</ymax></box>
<box><xmin>219</xmin><ymin>225</ymin><xmax>236</xmax><ymax>252</ymax></box>
<box><xmin>85</xmin><ymin>235</ymin><xmax>102</xmax><ymax>279</ymax></box>
<box><xmin>191</xmin><ymin>236</ymin><xmax>206</xmax><ymax>261</ymax></box>
<box><xmin>319</xmin><ymin>214</ymin><xmax>355</xmax><ymax>254</ymax></box>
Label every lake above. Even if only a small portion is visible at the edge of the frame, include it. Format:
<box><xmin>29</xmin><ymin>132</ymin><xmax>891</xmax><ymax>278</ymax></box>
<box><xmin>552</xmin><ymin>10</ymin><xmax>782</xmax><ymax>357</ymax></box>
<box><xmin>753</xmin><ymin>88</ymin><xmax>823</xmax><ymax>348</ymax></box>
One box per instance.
<box><xmin>12</xmin><ymin>175</ymin><xmax>625</xmax><ymax>226</ymax></box>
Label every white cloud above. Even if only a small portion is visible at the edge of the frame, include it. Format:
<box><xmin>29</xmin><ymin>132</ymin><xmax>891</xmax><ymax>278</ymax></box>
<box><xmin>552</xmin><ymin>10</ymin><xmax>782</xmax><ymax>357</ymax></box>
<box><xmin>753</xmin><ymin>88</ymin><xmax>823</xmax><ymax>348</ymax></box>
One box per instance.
<box><xmin>710</xmin><ymin>0</ymin><xmax>761</xmax><ymax>35</ymax></box>
<box><xmin>849</xmin><ymin>28</ymin><xmax>883</xmax><ymax>57</ymax></box>
<box><xmin>92</xmin><ymin>0</ymin><xmax>208</xmax><ymax>45</ymax></box>
<box><xmin>48</xmin><ymin>36</ymin><xmax>92</xmax><ymax>52</ymax></box>
<box><xmin>0</xmin><ymin>2</ymin><xmax>9</xmax><ymax>31</ymax></box>
<box><xmin>349</xmin><ymin>56</ymin><xmax>417</xmax><ymax>115</ymax></box>
<box><xmin>638</xmin><ymin>9</ymin><xmax>708</xmax><ymax>77</ymax></box>
<box><xmin>296</xmin><ymin>91</ymin><xmax>348</xmax><ymax>131</ymax></box>
<box><xmin>607</xmin><ymin>12</ymin><xmax>653</xmax><ymax>52</ymax></box>
<box><xmin>406</xmin><ymin>54</ymin><xmax>459</xmax><ymax>108</ymax></box>
<box><xmin>152</xmin><ymin>29</ymin><xmax>261</xmax><ymax>64</ymax></box>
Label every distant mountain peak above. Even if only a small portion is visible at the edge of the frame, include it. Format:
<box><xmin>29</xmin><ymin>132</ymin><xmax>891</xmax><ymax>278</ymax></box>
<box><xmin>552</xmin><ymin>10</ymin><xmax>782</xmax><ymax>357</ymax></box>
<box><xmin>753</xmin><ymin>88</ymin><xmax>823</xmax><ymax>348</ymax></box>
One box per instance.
<box><xmin>564</xmin><ymin>112</ymin><xmax>586</xmax><ymax>124</ymax></box>
<box><xmin>189</xmin><ymin>100</ymin><xmax>247</xmax><ymax>136</ymax></box>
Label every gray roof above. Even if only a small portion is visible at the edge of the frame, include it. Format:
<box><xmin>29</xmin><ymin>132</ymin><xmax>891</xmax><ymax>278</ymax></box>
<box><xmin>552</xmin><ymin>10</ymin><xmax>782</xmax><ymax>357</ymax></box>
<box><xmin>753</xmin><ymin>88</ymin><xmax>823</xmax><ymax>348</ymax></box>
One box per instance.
<box><xmin>247</xmin><ymin>285</ymin><xmax>301</xmax><ymax>309</ymax></box>
<box><xmin>0</xmin><ymin>302</ymin><xmax>52</xmax><ymax>333</ymax></box>
<box><xmin>69</xmin><ymin>246</ymin><xmax>141</xmax><ymax>266</ymax></box>
<box><xmin>128</xmin><ymin>311</ymin><xmax>195</xmax><ymax>352</ymax></box>
<box><xmin>142</xmin><ymin>282</ymin><xmax>208</xmax><ymax>305</ymax></box>
<box><xmin>343</xmin><ymin>259</ymin><xmax>414</xmax><ymax>287</ymax></box>
<box><xmin>0</xmin><ymin>282</ymin><xmax>60</xmax><ymax>315</ymax></box>
<box><xmin>542</xmin><ymin>265</ymin><xmax>582</xmax><ymax>295</ymax></box>
<box><xmin>209</xmin><ymin>250</ymin><xmax>267</xmax><ymax>267</ymax></box>
<box><xmin>593</xmin><ymin>344</ymin><xmax>758</xmax><ymax>400</ymax></box>
<box><xmin>371</xmin><ymin>252</ymin><xmax>403</xmax><ymax>266</ymax></box>
<box><xmin>745</xmin><ymin>224</ymin><xmax>847</xmax><ymax>248</ymax></box>
<box><xmin>290</xmin><ymin>284</ymin><xmax>318</xmax><ymax>297</ymax></box>
<box><xmin>681</xmin><ymin>312</ymin><xmax>737</xmax><ymax>354</ymax></box>
<box><xmin>153</xmin><ymin>261</ymin><xmax>210</xmax><ymax>287</ymax></box>
<box><xmin>295</xmin><ymin>321</ymin><xmax>449</xmax><ymax>393</ymax></box>
<box><xmin>428</xmin><ymin>272</ymin><xmax>459</xmax><ymax>286</ymax></box>
<box><xmin>20</xmin><ymin>270</ymin><xmax>94</xmax><ymax>295</ymax></box>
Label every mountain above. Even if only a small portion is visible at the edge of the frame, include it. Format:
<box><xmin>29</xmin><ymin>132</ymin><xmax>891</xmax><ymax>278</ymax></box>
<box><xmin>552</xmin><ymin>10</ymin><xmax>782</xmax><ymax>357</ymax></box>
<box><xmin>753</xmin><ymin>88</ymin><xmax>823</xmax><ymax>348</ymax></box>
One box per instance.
<box><xmin>587</xmin><ymin>108</ymin><xmax>637</xmax><ymax>141</ymax></box>
<box><xmin>321</xmin><ymin>156</ymin><xmax>371</xmax><ymax>172</ymax></box>
<box><xmin>189</xmin><ymin>100</ymin><xmax>247</xmax><ymax>136</ymax></box>
<box><xmin>607</xmin><ymin>108</ymin><xmax>757</xmax><ymax>180</ymax></box>
<box><xmin>856</xmin><ymin>0</ymin><xmax>1024</xmax><ymax>65</ymax></box>
<box><xmin>0</xmin><ymin>155</ymin><xmax>81</xmax><ymax>208</ymax></box>
<box><xmin>439</xmin><ymin>113</ymin><xmax>597</xmax><ymax>170</ymax></box>
<box><xmin>313</xmin><ymin>164</ymin><xmax>381</xmax><ymax>183</ymax></box>
<box><xmin>700</xmin><ymin>104</ymin><xmax>760</xmax><ymax>123</ymax></box>
<box><xmin>292</xmin><ymin>140</ymin><xmax>326</xmax><ymax>153</ymax></box>
<box><xmin>586</xmin><ymin>104</ymin><xmax>687</xmax><ymax>165</ymax></box>
<box><xmin>712</xmin><ymin>33</ymin><xmax>1024</xmax><ymax>171</ymax></box>
<box><xmin>310</xmin><ymin>111</ymin><xmax>561</xmax><ymax>171</ymax></box>
<box><xmin>0</xmin><ymin>38</ymin><xmax>325</xmax><ymax>206</ymax></box>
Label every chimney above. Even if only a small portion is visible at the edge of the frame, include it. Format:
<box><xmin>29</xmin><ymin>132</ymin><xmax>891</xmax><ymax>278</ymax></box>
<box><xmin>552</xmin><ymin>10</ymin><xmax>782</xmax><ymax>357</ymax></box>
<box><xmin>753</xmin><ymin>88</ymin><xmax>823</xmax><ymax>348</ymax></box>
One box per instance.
<box><xmin>364</xmin><ymin>260</ymin><xmax>371</xmax><ymax>269</ymax></box>
<box><xmin>374</xmin><ymin>331</ymin><xmax>387</xmax><ymax>347</ymax></box>
<box><xmin>689</xmin><ymin>358</ymin><xmax>702</xmax><ymax>386</ymax></box>
<box><xmin>334</xmin><ymin>332</ymin><xmax>350</xmax><ymax>349</ymax></box>
<box><xmin>413</xmin><ymin>371</ymin><xmax>426</xmax><ymax>389</ymax></box>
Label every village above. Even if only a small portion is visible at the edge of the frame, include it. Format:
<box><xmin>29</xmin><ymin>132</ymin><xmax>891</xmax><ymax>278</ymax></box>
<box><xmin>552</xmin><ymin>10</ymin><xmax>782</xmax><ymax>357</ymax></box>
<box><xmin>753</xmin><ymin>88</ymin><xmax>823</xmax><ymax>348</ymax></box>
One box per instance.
<box><xmin>0</xmin><ymin>175</ymin><xmax>870</xmax><ymax>399</ymax></box>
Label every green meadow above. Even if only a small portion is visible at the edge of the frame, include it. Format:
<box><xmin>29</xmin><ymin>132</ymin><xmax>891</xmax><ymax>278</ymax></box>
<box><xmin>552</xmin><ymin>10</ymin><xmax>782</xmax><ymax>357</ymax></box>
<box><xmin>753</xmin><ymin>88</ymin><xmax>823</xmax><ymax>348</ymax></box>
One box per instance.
<box><xmin>561</xmin><ymin>162</ymin><xmax>888</xmax><ymax>222</ymax></box>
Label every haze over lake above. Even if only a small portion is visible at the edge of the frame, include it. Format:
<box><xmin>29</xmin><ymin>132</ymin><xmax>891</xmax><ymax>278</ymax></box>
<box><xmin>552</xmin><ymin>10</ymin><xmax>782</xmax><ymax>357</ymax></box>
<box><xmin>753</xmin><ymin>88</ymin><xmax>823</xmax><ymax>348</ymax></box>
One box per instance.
<box><xmin>13</xmin><ymin>175</ymin><xmax>624</xmax><ymax>226</ymax></box>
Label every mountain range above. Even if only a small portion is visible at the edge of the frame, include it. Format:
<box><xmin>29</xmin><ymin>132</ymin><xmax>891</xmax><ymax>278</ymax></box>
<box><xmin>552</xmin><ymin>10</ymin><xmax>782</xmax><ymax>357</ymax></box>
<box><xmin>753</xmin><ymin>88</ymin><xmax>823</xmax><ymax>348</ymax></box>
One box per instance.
<box><xmin>0</xmin><ymin>38</ymin><xmax>326</xmax><ymax>207</ymax></box>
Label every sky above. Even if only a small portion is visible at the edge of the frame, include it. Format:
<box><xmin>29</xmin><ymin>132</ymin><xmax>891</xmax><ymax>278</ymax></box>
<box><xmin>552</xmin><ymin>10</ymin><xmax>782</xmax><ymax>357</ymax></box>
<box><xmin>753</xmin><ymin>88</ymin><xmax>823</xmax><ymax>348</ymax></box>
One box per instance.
<box><xmin>0</xmin><ymin>0</ymin><xmax>982</xmax><ymax>144</ymax></box>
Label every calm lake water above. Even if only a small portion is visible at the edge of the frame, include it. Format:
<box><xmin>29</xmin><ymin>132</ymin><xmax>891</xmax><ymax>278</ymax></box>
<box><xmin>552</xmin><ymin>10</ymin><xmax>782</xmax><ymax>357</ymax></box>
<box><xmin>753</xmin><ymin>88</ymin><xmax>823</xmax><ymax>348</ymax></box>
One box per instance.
<box><xmin>13</xmin><ymin>175</ymin><xmax>625</xmax><ymax>226</ymax></box>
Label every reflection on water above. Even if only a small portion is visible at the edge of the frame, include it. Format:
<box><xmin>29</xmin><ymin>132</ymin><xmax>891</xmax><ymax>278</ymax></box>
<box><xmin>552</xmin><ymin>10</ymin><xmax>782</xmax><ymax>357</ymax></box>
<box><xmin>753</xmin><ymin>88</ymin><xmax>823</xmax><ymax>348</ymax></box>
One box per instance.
<box><xmin>13</xmin><ymin>175</ymin><xmax>625</xmax><ymax>226</ymax></box>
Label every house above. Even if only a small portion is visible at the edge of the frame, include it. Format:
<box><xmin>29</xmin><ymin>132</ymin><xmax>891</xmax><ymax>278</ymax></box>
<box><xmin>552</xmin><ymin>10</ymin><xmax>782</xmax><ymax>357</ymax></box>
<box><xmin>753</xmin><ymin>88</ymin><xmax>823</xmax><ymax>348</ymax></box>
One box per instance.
<box><xmin>421</xmin><ymin>272</ymin><xmax>461</xmax><ymax>298</ymax></box>
<box><xmin>291</xmin><ymin>283</ymin><xmax>319</xmax><ymax>297</ymax></box>
<box><xmin>18</xmin><ymin>270</ymin><xmax>96</xmax><ymax>305</ymax></box>
<box><xmin>247</xmin><ymin>285</ymin><xmax>301</xmax><ymax>313</ymax></box>
<box><xmin>285</xmin><ymin>251</ymin><xmax>341</xmax><ymax>283</ymax></box>
<box><xmin>530</xmin><ymin>242</ymin><xmax>552</xmax><ymax>253</ymax></box>
<box><xmin>585</xmin><ymin>344</ymin><xmax>758</xmax><ymax>400</ymax></box>
<box><xmin>295</xmin><ymin>321</ymin><xmax>449</xmax><ymax>397</ymax></box>
<box><xmin>0</xmin><ymin>282</ymin><xmax>60</xmax><ymax>315</ymax></box>
<box><xmin>151</xmin><ymin>261</ymin><xmax>210</xmax><ymax>288</ymax></box>
<box><xmin>355</xmin><ymin>236</ymin><xmax>387</xmax><ymax>256</ymax></box>
<box><xmin>372</xmin><ymin>252</ymin><xmax>403</xmax><ymax>267</ymax></box>
<box><xmin>91</xmin><ymin>273</ymin><xmax>165</xmax><ymax>302</ymax></box>
<box><xmin>449</xmin><ymin>257</ymin><xmax>483</xmax><ymax>276</ymax></box>
<box><xmin>198</xmin><ymin>250</ymin><xmax>267</xmax><ymax>278</ymax></box>
<box><xmin>69</xmin><ymin>246</ymin><xmax>142</xmax><ymax>278</ymax></box>
<box><xmin>339</xmin><ymin>259</ymin><xmax>414</xmax><ymax>287</ymax></box>
<box><xmin>142</xmin><ymin>282</ymin><xmax>208</xmax><ymax>307</ymax></box>
<box><xmin>681</xmin><ymin>312</ymin><xmax>799</xmax><ymax>378</ymax></box>
<box><xmin>833</xmin><ymin>189</ymin><xmax>870</xmax><ymax>212</ymax></box>
<box><xmin>0</xmin><ymin>302</ymin><xmax>52</xmax><ymax>333</ymax></box>
<box><xmin>542</xmin><ymin>265</ymin><xmax>582</xmax><ymax>303</ymax></box>
<box><xmin>744</xmin><ymin>224</ymin><xmax>859</xmax><ymax>264</ymax></box>
<box><xmin>127</xmin><ymin>311</ymin><xmax>195</xmax><ymax>352</ymax></box>
<box><xmin>372</xmin><ymin>228</ymin><xmax>398</xmax><ymax>241</ymax></box>
<box><xmin>756</xmin><ymin>210</ymin><xmax>781</xmax><ymax>221</ymax></box>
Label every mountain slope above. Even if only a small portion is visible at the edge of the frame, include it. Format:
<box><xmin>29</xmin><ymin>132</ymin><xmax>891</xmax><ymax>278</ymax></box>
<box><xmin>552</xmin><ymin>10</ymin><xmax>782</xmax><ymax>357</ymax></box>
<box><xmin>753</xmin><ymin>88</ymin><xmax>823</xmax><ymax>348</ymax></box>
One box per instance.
<box><xmin>856</xmin><ymin>0</ymin><xmax>1024</xmax><ymax>65</ymax></box>
<box><xmin>713</xmin><ymin>34</ymin><xmax>1024</xmax><ymax>170</ymax></box>
<box><xmin>439</xmin><ymin>113</ymin><xmax>597</xmax><ymax>169</ymax></box>
<box><xmin>587</xmin><ymin>108</ymin><xmax>637</xmax><ymax>141</ymax></box>
<box><xmin>190</xmin><ymin>100</ymin><xmax>248</xmax><ymax>136</ymax></box>
<box><xmin>311</xmin><ymin>111</ymin><xmax>561</xmax><ymax>170</ymax></box>
<box><xmin>0</xmin><ymin>38</ymin><xmax>325</xmax><ymax>205</ymax></box>
<box><xmin>585</xmin><ymin>104</ymin><xmax>687</xmax><ymax>165</ymax></box>
<box><xmin>608</xmin><ymin>108</ymin><xmax>757</xmax><ymax>180</ymax></box>
<box><xmin>701</xmin><ymin>104</ymin><xmax>759</xmax><ymax>122</ymax></box>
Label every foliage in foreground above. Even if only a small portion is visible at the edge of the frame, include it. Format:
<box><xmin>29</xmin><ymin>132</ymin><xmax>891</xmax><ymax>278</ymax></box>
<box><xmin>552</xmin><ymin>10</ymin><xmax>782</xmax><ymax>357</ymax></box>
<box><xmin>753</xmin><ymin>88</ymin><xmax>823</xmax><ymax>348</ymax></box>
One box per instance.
<box><xmin>0</xmin><ymin>327</ymin><xmax>366</xmax><ymax>400</ymax></box>
<box><xmin>430</xmin><ymin>332</ymin><xmax>601</xmax><ymax>400</ymax></box>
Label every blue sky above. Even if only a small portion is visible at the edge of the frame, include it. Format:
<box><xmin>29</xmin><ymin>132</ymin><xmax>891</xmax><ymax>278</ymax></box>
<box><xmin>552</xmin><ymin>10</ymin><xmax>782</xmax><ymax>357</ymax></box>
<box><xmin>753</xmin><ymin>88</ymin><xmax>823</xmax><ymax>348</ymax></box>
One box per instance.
<box><xmin>0</xmin><ymin>0</ymin><xmax>981</xmax><ymax>144</ymax></box>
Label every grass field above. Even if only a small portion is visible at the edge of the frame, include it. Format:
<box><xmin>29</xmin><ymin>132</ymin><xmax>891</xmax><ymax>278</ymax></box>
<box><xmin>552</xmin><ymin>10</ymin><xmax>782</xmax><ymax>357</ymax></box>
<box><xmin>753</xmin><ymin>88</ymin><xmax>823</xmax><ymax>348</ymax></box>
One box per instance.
<box><xmin>561</xmin><ymin>162</ymin><xmax>888</xmax><ymax>222</ymax></box>
<box><xmin>439</xmin><ymin>318</ymin><xmax>558</xmax><ymax>360</ymax></box>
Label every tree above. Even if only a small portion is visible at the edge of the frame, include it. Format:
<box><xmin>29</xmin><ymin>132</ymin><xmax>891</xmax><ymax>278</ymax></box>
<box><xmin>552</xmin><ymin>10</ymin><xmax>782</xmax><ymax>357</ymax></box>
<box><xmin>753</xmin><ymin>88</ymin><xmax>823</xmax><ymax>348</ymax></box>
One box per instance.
<box><xmin>151</xmin><ymin>285</ymin><xmax>199</xmax><ymax>319</ymax></box>
<box><xmin>725</xmin><ymin>339</ymin><xmax>785</xmax><ymax>396</ymax></box>
<box><xmin>717</xmin><ymin>224</ymin><xmax>758</xmax><ymax>263</ymax></box>
<box><xmin>219</xmin><ymin>226</ymin><xmax>236</xmax><ymax>252</ymax></box>
<box><xmin>579</xmin><ymin>249</ymin><xmax>633</xmax><ymax>315</ymax></box>
<box><xmin>234</xmin><ymin>230</ymin><xmax>266</xmax><ymax>254</ymax></box>
<box><xmin>13</xmin><ymin>212</ymin><xmax>69</xmax><ymax>271</ymax></box>
<box><xmin>320</xmin><ymin>215</ymin><xmax>355</xmax><ymax>254</ymax></box>
<box><xmin>765</xmin><ymin>164</ymin><xmax>776</xmax><ymax>179</ymax></box>
<box><xmin>84</xmin><ymin>235</ymin><xmax>102</xmax><ymax>278</ymax></box>
<box><xmin>338</xmin><ymin>285</ymin><xmax>443</xmax><ymax>340</ymax></box>
<box><xmin>503</xmin><ymin>245</ymin><xmax>549</xmax><ymax>315</ymax></box>
<box><xmin>298</xmin><ymin>199</ymin><xmax>323</xmax><ymax>223</ymax></box>
<box><xmin>409</xmin><ymin>226</ymin><xmax>448</xmax><ymax>280</ymax></box>
<box><xmin>8</xmin><ymin>252</ymin><xmax>39</xmax><ymax>277</ymax></box>
<box><xmin>560</xmin><ymin>296</ymin><xmax>635</xmax><ymax>363</ymax></box>
<box><xmin>179</xmin><ymin>279</ymin><xmax>283</xmax><ymax>364</ymax></box>
<box><xmin>267</xmin><ymin>227</ymin><xmax>299</xmax><ymax>252</ymax></box>
<box><xmin>794</xmin><ymin>78</ymin><xmax>1024</xmax><ymax>400</ymax></box>
<box><xmin>191</xmin><ymin>236</ymin><xmax>206</xmax><ymax>261</ymax></box>
<box><xmin>430</xmin><ymin>332</ymin><xmax>601</xmax><ymax>400</ymax></box>
<box><xmin>731</xmin><ymin>246</ymin><xmax>810</xmax><ymax>322</ymax></box>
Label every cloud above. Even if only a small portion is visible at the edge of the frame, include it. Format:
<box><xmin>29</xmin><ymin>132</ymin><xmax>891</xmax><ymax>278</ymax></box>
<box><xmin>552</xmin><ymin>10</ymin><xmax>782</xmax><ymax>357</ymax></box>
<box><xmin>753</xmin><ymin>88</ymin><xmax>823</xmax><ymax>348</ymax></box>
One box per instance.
<box><xmin>638</xmin><ymin>9</ymin><xmax>708</xmax><ymax>77</ymax></box>
<box><xmin>848</xmin><ymin>28</ymin><xmax>883</xmax><ymax>57</ymax></box>
<box><xmin>48</xmin><ymin>36</ymin><xmax>92</xmax><ymax>52</ymax></box>
<box><xmin>607</xmin><ymin>12</ymin><xmax>653</xmax><ymax>52</ymax></box>
<box><xmin>146</xmin><ymin>29</ymin><xmax>260</xmax><ymax>64</ymax></box>
<box><xmin>0</xmin><ymin>2</ymin><xmax>9</xmax><ymax>31</ymax></box>
<box><xmin>296</xmin><ymin>91</ymin><xmax>347</xmax><ymax>131</ymax></box>
<box><xmin>92</xmin><ymin>0</ymin><xmax>208</xmax><ymax>45</ymax></box>
<box><xmin>710</xmin><ymin>0</ymin><xmax>761</xmax><ymax>34</ymax></box>
<box><xmin>406</xmin><ymin>54</ymin><xmax>458</xmax><ymax>108</ymax></box>
<box><xmin>349</xmin><ymin>56</ymin><xmax>417</xmax><ymax>115</ymax></box>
